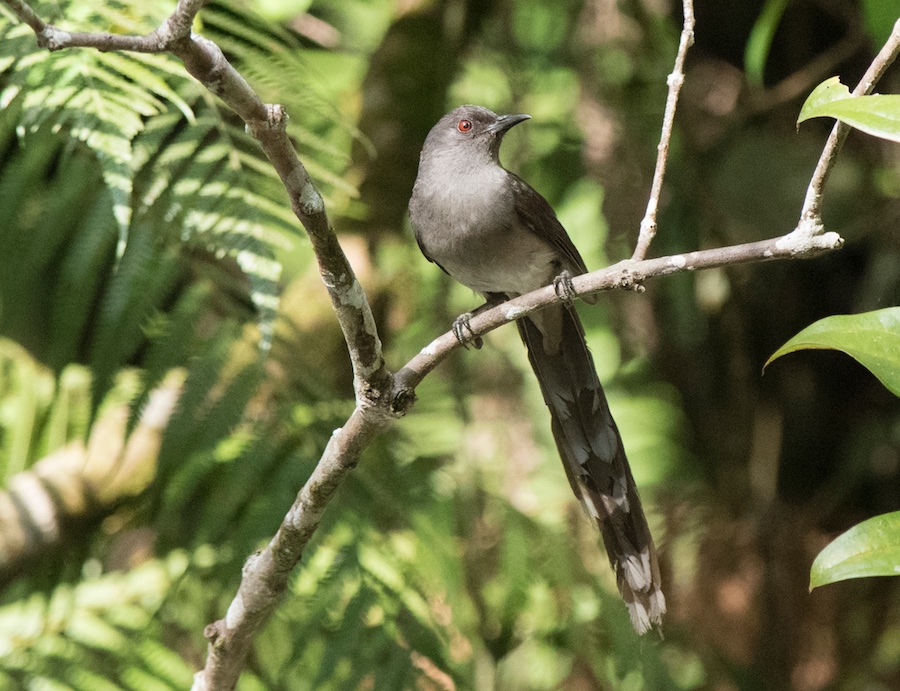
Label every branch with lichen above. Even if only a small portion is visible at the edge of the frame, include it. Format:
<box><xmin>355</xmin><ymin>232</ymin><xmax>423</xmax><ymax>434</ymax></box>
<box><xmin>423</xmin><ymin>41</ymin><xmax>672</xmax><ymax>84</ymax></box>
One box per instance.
<box><xmin>631</xmin><ymin>0</ymin><xmax>695</xmax><ymax>262</ymax></box>
<box><xmin>4</xmin><ymin>0</ymin><xmax>899</xmax><ymax>689</ymax></box>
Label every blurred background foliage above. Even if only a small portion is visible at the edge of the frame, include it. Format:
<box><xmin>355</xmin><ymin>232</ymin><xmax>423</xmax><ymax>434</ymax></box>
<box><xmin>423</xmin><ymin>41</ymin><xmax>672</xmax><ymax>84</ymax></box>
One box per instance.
<box><xmin>0</xmin><ymin>0</ymin><xmax>899</xmax><ymax>689</ymax></box>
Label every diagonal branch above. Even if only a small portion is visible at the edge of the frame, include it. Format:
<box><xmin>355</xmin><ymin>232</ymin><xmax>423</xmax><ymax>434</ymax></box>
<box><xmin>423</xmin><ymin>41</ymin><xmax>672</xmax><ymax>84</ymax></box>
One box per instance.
<box><xmin>1</xmin><ymin>0</ymin><xmax>390</xmax><ymax>406</ymax></box>
<box><xmin>796</xmin><ymin>17</ymin><xmax>900</xmax><ymax>235</ymax></box>
<box><xmin>396</xmin><ymin>231</ymin><xmax>843</xmax><ymax>391</ymax></box>
<box><xmin>4</xmin><ymin>1</ymin><xmax>899</xmax><ymax>690</ymax></box>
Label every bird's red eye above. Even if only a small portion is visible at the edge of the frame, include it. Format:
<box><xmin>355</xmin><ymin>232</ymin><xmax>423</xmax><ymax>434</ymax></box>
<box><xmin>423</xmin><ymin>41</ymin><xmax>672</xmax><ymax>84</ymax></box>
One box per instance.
<box><xmin>457</xmin><ymin>119</ymin><xmax>473</xmax><ymax>133</ymax></box>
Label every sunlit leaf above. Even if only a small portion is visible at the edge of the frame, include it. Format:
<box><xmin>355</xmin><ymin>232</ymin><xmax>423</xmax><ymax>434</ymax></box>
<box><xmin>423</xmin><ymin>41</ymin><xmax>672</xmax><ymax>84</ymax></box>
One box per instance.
<box><xmin>811</xmin><ymin>511</ymin><xmax>900</xmax><ymax>589</ymax></box>
<box><xmin>798</xmin><ymin>76</ymin><xmax>851</xmax><ymax>116</ymax></box>
<box><xmin>798</xmin><ymin>76</ymin><xmax>900</xmax><ymax>143</ymax></box>
<box><xmin>766</xmin><ymin>308</ymin><xmax>900</xmax><ymax>397</ymax></box>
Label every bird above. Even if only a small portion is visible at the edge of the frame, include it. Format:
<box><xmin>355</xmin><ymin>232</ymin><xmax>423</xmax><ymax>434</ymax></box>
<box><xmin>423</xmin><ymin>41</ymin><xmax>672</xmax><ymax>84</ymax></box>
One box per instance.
<box><xmin>408</xmin><ymin>104</ymin><xmax>665</xmax><ymax>634</ymax></box>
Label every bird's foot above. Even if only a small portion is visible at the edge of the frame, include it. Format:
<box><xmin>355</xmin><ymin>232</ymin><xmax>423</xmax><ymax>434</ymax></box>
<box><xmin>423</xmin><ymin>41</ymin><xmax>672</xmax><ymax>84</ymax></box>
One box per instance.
<box><xmin>553</xmin><ymin>270</ymin><xmax>577</xmax><ymax>303</ymax></box>
<box><xmin>452</xmin><ymin>312</ymin><xmax>483</xmax><ymax>349</ymax></box>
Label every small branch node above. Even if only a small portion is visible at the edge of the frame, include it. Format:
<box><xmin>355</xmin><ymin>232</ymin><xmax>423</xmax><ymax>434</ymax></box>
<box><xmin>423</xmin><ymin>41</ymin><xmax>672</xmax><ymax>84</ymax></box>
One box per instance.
<box><xmin>38</xmin><ymin>25</ymin><xmax>71</xmax><ymax>50</ymax></box>
<box><xmin>610</xmin><ymin>260</ymin><xmax>646</xmax><ymax>291</ymax></box>
<box><xmin>246</xmin><ymin>104</ymin><xmax>288</xmax><ymax>137</ymax></box>
<box><xmin>298</xmin><ymin>180</ymin><xmax>325</xmax><ymax>217</ymax></box>
<box><xmin>203</xmin><ymin>621</ymin><xmax>223</xmax><ymax>643</ymax></box>
<box><xmin>390</xmin><ymin>387</ymin><xmax>417</xmax><ymax>416</ymax></box>
<box><xmin>794</xmin><ymin>216</ymin><xmax>826</xmax><ymax>238</ymax></box>
<box><xmin>666</xmin><ymin>71</ymin><xmax>684</xmax><ymax>89</ymax></box>
<box><xmin>776</xmin><ymin>226</ymin><xmax>844</xmax><ymax>256</ymax></box>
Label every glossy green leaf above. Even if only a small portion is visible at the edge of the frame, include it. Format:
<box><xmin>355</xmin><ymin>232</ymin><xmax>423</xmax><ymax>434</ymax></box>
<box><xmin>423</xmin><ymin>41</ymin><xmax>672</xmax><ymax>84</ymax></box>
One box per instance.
<box><xmin>766</xmin><ymin>308</ymin><xmax>900</xmax><ymax>397</ymax></box>
<box><xmin>798</xmin><ymin>76</ymin><xmax>852</xmax><ymax>114</ymax></box>
<box><xmin>811</xmin><ymin>511</ymin><xmax>900</xmax><ymax>589</ymax></box>
<box><xmin>798</xmin><ymin>76</ymin><xmax>900</xmax><ymax>142</ymax></box>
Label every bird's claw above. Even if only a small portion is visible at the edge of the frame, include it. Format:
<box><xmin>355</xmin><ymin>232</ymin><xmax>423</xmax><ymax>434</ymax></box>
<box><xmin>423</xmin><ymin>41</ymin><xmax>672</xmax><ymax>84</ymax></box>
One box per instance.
<box><xmin>553</xmin><ymin>271</ymin><xmax>577</xmax><ymax>303</ymax></box>
<box><xmin>452</xmin><ymin>313</ymin><xmax>483</xmax><ymax>349</ymax></box>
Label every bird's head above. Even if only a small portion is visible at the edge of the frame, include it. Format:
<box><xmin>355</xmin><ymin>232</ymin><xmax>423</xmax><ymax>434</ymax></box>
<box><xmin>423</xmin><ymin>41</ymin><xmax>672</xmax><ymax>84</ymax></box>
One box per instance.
<box><xmin>421</xmin><ymin>105</ymin><xmax>531</xmax><ymax>166</ymax></box>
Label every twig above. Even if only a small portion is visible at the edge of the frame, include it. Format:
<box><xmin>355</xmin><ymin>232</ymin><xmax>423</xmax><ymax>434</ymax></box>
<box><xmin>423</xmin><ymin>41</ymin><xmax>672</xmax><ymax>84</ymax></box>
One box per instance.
<box><xmin>631</xmin><ymin>0</ymin><xmax>695</xmax><ymax>262</ymax></box>
<box><xmin>796</xmin><ymin>17</ymin><xmax>900</xmax><ymax>234</ymax></box>
<box><xmin>0</xmin><ymin>0</ymin><xmax>389</xmax><ymax>406</ymax></box>
<box><xmin>5</xmin><ymin>1</ymin><xmax>896</xmax><ymax>689</ymax></box>
<box><xmin>2</xmin><ymin>1</ymin><xmax>391</xmax><ymax>688</ymax></box>
<box><xmin>395</xmin><ymin>230</ymin><xmax>843</xmax><ymax>390</ymax></box>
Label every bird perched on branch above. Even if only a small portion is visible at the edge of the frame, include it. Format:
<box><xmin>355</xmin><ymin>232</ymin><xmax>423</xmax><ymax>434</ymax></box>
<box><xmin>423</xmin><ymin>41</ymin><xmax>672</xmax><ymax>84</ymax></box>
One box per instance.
<box><xmin>408</xmin><ymin>104</ymin><xmax>665</xmax><ymax>634</ymax></box>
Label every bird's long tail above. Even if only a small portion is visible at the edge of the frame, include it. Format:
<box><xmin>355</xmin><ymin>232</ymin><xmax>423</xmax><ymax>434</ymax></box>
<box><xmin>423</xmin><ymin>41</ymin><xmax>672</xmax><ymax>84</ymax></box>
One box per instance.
<box><xmin>516</xmin><ymin>304</ymin><xmax>665</xmax><ymax>634</ymax></box>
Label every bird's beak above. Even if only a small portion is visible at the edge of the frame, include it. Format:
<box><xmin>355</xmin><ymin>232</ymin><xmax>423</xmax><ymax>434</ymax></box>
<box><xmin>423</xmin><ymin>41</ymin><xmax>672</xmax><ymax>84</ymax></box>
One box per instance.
<box><xmin>488</xmin><ymin>113</ymin><xmax>531</xmax><ymax>135</ymax></box>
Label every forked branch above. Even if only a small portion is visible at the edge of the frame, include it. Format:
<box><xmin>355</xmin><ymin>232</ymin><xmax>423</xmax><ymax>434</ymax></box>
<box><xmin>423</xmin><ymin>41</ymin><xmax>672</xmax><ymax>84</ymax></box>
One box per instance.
<box><xmin>631</xmin><ymin>0</ymin><xmax>695</xmax><ymax>262</ymax></box>
<box><xmin>4</xmin><ymin>1</ymin><xmax>898</xmax><ymax>690</ymax></box>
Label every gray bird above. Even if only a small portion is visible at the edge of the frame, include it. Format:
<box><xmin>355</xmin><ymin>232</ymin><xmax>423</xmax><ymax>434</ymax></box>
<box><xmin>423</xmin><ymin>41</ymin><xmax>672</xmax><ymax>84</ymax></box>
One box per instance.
<box><xmin>409</xmin><ymin>104</ymin><xmax>665</xmax><ymax>634</ymax></box>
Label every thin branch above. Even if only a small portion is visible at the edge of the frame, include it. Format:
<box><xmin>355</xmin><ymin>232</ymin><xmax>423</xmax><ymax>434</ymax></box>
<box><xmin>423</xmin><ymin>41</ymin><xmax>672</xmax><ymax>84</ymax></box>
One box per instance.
<box><xmin>3</xmin><ymin>2</ymin><xmax>391</xmax><ymax>688</ymax></box>
<box><xmin>4</xmin><ymin>1</ymin><xmax>895</xmax><ymax>690</ymax></box>
<box><xmin>631</xmin><ymin>0</ymin><xmax>695</xmax><ymax>262</ymax></box>
<box><xmin>797</xmin><ymin>17</ymin><xmax>900</xmax><ymax>233</ymax></box>
<box><xmin>1</xmin><ymin>0</ymin><xmax>389</xmax><ymax>403</ymax></box>
<box><xmin>197</xmin><ymin>403</ymin><xmax>393</xmax><ymax>690</ymax></box>
<box><xmin>396</xmin><ymin>230</ymin><xmax>843</xmax><ymax>391</ymax></box>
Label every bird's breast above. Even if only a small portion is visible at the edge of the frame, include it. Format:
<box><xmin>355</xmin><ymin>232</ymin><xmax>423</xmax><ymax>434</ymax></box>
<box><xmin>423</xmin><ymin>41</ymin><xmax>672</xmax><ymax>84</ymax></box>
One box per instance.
<box><xmin>412</xmin><ymin>177</ymin><xmax>559</xmax><ymax>297</ymax></box>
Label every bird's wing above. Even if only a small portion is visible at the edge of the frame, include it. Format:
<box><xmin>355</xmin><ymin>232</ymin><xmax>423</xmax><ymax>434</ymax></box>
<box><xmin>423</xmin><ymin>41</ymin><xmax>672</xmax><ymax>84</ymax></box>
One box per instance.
<box><xmin>508</xmin><ymin>172</ymin><xmax>588</xmax><ymax>275</ymax></box>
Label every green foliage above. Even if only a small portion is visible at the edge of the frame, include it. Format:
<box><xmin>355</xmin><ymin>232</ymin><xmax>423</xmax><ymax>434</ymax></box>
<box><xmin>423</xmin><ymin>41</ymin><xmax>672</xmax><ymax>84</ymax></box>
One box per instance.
<box><xmin>1</xmin><ymin>2</ymin><xmax>192</xmax><ymax>247</ymax></box>
<box><xmin>811</xmin><ymin>510</ymin><xmax>900</xmax><ymax>589</ymax></box>
<box><xmin>0</xmin><ymin>340</ymin><xmax>91</xmax><ymax>477</ymax></box>
<box><xmin>0</xmin><ymin>0</ymin><xmax>357</xmax><ymax>365</ymax></box>
<box><xmin>766</xmin><ymin>307</ymin><xmax>900</xmax><ymax>396</ymax></box>
<box><xmin>770</xmin><ymin>309</ymin><xmax>900</xmax><ymax>592</ymax></box>
<box><xmin>744</xmin><ymin>0</ymin><xmax>790</xmax><ymax>86</ymax></box>
<box><xmin>798</xmin><ymin>76</ymin><xmax>900</xmax><ymax>143</ymax></box>
<box><xmin>4</xmin><ymin>0</ymin><xmax>896</xmax><ymax>689</ymax></box>
<box><xmin>0</xmin><ymin>553</ymin><xmax>195</xmax><ymax>689</ymax></box>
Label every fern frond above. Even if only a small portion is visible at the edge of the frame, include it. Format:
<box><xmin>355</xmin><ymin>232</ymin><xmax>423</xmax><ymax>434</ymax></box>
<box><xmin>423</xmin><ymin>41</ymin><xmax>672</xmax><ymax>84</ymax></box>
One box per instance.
<box><xmin>47</xmin><ymin>187</ymin><xmax>120</xmax><ymax>372</ymax></box>
<box><xmin>0</xmin><ymin>554</ymin><xmax>195</xmax><ymax>688</ymax></box>
<box><xmin>134</xmin><ymin>109</ymin><xmax>294</xmax><ymax>350</ymax></box>
<box><xmin>88</xmin><ymin>223</ymin><xmax>181</xmax><ymax>413</ymax></box>
<box><xmin>1</xmin><ymin>4</ymin><xmax>194</xmax><ymax>250</ymax></box>
<box><xmin>1</xmin><ymin>0</ymin><xmax>364</xmax><ymax>355</ymax></box>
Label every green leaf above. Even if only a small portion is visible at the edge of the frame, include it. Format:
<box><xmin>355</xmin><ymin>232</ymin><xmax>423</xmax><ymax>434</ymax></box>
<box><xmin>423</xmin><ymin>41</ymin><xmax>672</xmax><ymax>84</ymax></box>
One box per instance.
<box><xmin>811</xmin><ymin>511</ymin><xmax>900</xmax><ymax>589</ymax></box>
<box><xmin>765</xmin><ymin>307</ymin><xmax>900</xmax><ymax>397</ymax></box>
<box><xmin>745</xmin><ymin>0</ymin><xmax>790</xmax><ymax>86</ymax></box>
<box><xmin>798</xmin><ymin>76</ymin><xmax>900</xmax><ymax>143</ymax></box>
<box><xmin>797</xmin><ymin>76</ymin><xmax>851</xmax><ymax>117</ymax></box>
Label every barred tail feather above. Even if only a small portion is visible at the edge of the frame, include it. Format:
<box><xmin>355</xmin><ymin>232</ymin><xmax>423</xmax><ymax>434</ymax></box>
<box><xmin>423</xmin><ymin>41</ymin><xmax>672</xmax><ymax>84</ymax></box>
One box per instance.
<box><xmin>517</xmin><ymin>305</ymin><xmax>665</xmax><ymax>634</ymax></box>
